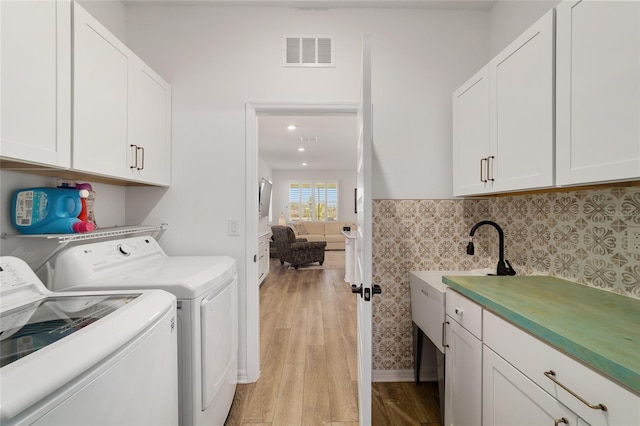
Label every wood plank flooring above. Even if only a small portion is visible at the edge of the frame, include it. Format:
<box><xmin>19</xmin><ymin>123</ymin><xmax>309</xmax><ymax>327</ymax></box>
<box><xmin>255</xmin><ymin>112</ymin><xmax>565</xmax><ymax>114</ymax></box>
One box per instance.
<box><xmin>225</xmin><ymin>258</ymin><xmax>441</xmax><ymax>426</ymax></box>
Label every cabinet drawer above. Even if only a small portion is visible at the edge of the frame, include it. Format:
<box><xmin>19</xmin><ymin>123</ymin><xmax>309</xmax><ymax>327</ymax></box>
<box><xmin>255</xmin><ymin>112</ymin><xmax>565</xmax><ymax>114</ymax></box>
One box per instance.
<box><xmin>484</xmin><ymin>310</ymin><xmax>640</xmax><ymax>426</ymax></box>
<box><xmin>446</xmin><ymin>289</ymin><xmax>482</xmax><ymax>339</ymax></box>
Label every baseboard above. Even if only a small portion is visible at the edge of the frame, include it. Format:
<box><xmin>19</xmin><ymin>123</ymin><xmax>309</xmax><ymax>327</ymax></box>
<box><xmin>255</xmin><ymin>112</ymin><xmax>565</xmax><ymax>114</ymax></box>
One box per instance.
<box><xmin>372</xmin><ymin>369</ymin><xmax>438</xmax><ymax>383</ymax></box>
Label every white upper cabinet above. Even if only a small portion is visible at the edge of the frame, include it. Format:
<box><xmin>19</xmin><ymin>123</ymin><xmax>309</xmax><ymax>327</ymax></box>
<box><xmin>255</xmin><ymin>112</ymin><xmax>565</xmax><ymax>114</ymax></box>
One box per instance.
<box><xmin>73</xmin><ymin>3</ymin><xmax>171</xmax><ymax>186</ymax></box>
<box><xmin>491</xmin><ymin>9</ymin><xmax>555</xmax><ymax>193</ymax></box>
<box><xmin>0</xmin><ymin>0</ymin><xmax>71</xmax><ymax>167</ymax></box>
<box><xmin>73</xmin><ymin>3</ymin><xmax>129</xmax><ymax>179</ymax></box>
<box><xmin>128</xmin><ymin>60</ymin><xmax>172</xmax><ymax>186</ymax></box>
<box><xmin>453</xmin><ymin>9</ymin><xmax>555</xmax><ymax>196</ymax></box>
<box><xmin>453</xmin><ymin>66</ymin><xmax>492</xmax><ymax>196</ymax></box>
<box><xmin>556</xmin><ymin>0</ymin><xmax>640</xmax><ymax>186</ymax></box>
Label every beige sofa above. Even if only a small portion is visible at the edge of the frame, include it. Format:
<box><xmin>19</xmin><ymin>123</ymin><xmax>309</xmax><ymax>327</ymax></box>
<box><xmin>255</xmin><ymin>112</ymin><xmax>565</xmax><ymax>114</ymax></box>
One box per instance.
<box><xmin>290</xmin><ymin>221</ymin><xmax>356</xmax><ymax>250</ymax></box>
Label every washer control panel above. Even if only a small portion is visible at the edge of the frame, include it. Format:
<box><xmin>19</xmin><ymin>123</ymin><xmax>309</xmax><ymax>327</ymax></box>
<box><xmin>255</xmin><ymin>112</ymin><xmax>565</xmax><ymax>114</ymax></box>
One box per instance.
<box><xmin>52</xmin><ymin>236</ymin><xmax>166</xmax><ymax>289</ymax></box>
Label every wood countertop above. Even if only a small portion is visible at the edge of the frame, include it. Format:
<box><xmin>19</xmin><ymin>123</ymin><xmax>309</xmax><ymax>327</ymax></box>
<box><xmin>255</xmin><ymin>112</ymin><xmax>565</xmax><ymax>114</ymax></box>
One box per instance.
<box><xmin>441</xmin><ymin>275</ymin><xmax>640</xmax><ymax>395</ymax></box>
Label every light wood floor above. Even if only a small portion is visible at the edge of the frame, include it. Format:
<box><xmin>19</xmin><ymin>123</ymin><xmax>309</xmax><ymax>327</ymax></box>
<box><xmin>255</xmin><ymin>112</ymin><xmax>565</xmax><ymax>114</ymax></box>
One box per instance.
<box><xmin>225</xmin><ymin>258</ymin><xmax>441</xmax><ymax>426</ymax></box>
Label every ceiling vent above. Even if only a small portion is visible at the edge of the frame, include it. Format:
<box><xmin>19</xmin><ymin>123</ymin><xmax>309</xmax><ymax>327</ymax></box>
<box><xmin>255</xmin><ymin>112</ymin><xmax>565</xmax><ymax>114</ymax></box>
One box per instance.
<box><xmin>283</xmin><ymin>36</ymin><xmax>335</xmax><ymax>67</ymax></box>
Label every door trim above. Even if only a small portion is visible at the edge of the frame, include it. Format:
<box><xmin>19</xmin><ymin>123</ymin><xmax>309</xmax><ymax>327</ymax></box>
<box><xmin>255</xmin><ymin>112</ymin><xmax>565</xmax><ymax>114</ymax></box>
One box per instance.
<box><xmin>243</xmin><ymin>101</ymin><xmax>358</xmax><ymax>383</ymax></box>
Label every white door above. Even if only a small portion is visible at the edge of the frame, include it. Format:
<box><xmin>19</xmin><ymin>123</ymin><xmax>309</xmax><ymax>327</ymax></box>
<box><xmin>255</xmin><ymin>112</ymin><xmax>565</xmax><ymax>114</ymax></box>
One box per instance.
<box><xmin>556</xmin><ymin>0</ymin><xmax>640</xmax><ymax>185</ymax></box>
<box><xmin>491</xmin><ymin>9</ymin><xmax>554</xmax><ymax>193</ymax></box>
<box><xmin>483</xmin><ymin>346</ymin><xmax>578</xmax><ymax>426</ymax></box>
<box><xmin>0</xmin><ymin>0</ymin><xmax>71</xmax><ymax>167</ymax></box>
<box><xmin>354</xmin><ymin>34</ymin><xmax>374</xmax><ymax>425</ymax></box>
<box><xmin>445</xmin><ymin>317</ymin><xmax>482</xmax><ymax>426</ymax></box>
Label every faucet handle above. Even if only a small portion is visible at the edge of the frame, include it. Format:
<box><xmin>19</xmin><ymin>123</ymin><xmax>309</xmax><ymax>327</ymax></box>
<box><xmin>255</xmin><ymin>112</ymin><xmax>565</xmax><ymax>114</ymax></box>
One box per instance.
<box><xmin>503</xmin><ymin>259</ymin><xmax>516</xmax><ymax>276</ymax></box>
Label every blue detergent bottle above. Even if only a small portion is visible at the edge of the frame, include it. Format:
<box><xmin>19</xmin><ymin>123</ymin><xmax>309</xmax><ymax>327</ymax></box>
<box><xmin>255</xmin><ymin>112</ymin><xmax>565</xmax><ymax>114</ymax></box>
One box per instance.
<box><xmin>11</xmin><ymin>188</ymin><xmax>95</xmax><ymax>234</ymax></box>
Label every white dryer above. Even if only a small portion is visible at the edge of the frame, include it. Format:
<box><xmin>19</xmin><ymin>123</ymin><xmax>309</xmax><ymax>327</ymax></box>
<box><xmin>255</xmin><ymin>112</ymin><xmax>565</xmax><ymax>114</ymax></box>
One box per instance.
<box><xmin>50</xmin><ymin>236</ymin><xmax>238</xmax><ymax>426</ymax></box>
<box><xmin>0</xmin><ymin>256</ymin><xmax>178</xmax><ymax>425</ymax></box>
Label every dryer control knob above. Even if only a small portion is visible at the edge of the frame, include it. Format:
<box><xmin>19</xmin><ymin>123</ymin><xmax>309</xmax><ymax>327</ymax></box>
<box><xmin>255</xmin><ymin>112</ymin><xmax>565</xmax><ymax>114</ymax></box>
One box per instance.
<box><xmin>117</xmin><ymin>244</ymin><xmax>132</xmax><ymax>256</ymax></box>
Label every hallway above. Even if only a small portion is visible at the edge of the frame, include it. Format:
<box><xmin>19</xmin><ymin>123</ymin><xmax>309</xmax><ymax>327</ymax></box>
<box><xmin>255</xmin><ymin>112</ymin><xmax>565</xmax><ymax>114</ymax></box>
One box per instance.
<box><xmin>225</xmin><ymin>258</ymin><xmax>441</xmax><ymax>425</ymax></box>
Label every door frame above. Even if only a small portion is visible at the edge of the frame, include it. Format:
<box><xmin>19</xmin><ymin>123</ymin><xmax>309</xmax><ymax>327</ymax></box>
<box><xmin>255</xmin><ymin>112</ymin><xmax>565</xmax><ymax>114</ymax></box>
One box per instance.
<box><xmin>244</xmin><ymin>101</ymin><xmax>358</xmax><ymax>382</ymax></box>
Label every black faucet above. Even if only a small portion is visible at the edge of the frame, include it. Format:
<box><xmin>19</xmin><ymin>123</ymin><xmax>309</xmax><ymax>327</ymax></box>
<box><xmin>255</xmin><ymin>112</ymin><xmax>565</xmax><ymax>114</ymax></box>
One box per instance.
<box><xmin>466</xmin><ymin>220</ymin><xmax>516</xmax><ymax>276</ymax></box>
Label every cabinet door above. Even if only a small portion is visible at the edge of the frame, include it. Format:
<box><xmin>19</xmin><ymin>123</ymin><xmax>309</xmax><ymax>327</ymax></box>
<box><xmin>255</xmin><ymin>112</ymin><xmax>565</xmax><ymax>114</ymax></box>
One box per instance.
<box><xmin>72</xmin><ymin>3</ymin><xmax>129</xmax><ymax>178</ymax></box>
<box><xmin>452</xmin><ymin>66</ymin><xmax>491</xmax><ymax>196</ymax></box>
<box><xmin>556</xmin><ymin>0</ymin><xmax>640</xmax><ymax>185</ymax></box>
<box><xmin>0</xmin><ymin>0</ymin><xmax>71</xmax><ymax>167</ymax></box>
<box><xmin>483</xmin><ymin>345</ymin><xmax>579</xmax><ymax>426</ymax></box>
<box><xmin>128</xmin><ymin>59</ymin><xmax>172</xmax><ymax>186</ymax></box>
<box><xmin>445</xmin><ymin>316</ymin><xmax>482</xmax><ymax>426</ymax></box>
<box><xmin>491</xmin><ymin>9</ymin><xmax>555</xmax><ymax>193</ymax></box>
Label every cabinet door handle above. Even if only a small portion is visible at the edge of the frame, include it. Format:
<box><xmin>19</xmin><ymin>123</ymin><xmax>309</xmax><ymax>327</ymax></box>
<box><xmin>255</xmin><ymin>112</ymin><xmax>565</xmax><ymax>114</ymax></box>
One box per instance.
<box><xmin>442</xmin><ymin>321</ymin><xmax>449</xmax><ymax>348</ymax></box>
<box><xmin>487</xmin><ymin>155</ymin><xmax>495</xmax><ymax>181</ymax></box>
<box><xmin>137</xmin><ymin>146</ymin><xmax>145</xmax><ymax>170</ymax></box>
<box><xmin>554</xmin><ymin>417</ymin><xmax>568</xmax><ymax>426</ymax></box>
<box><xmin>130</xmin><ymin>144</ymin><xmax>138</xmax><ymax>169</ymax></box>
<box><xmin>454</xmin><ymin>307</ymin><xmax>463</xmax><ymax>315</ymax></box>
<box><xmin>543</xmin><ymin>370</ymin><xmax>607</xmax><ymax>411</ymax></box>
<box><xmin>480</xmin><ymin>157</ymin><xmax>488</xmax><ymax>182</ymax></box>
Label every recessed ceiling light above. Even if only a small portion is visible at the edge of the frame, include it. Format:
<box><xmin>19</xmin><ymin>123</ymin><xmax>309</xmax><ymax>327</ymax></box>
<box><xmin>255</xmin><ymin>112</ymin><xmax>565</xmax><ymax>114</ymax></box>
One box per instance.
<box><xmin>298</xmin><ymin>147</ymin><xmax>305</xmax><ymax>152</ymax></box>
<box><xmin>287</xmin><ymin>125</ymin><xmax>296</xmax><ymax>130</ymax></box>
<box><xmin>301</xmin><ymin>162</ymin><xmax>307</xmax><ymax>166</ymax></box>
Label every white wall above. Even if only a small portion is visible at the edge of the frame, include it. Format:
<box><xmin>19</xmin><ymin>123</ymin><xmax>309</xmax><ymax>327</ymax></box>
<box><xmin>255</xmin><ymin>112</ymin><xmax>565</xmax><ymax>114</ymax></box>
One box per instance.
<box><xmin>271</xmin><ymin>169</ymin><xmax>357</xmax><ymax>224</ymax></box>
<box><xmin>488</xmin><ymin>0</ymin><xmax>560</xmax><ymax>56</ymax></box>
<box><xmin>124</xmin><ymin>4</ymin><xmax>489</xmax><ymax>378</ymax></box>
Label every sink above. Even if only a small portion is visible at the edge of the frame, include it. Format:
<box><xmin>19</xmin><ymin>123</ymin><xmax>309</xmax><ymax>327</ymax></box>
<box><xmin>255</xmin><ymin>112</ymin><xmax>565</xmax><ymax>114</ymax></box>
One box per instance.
<box><xmin>409</xmin><ymin>269</ymin><xmax>492</xmax><ymax>352</ymax></box>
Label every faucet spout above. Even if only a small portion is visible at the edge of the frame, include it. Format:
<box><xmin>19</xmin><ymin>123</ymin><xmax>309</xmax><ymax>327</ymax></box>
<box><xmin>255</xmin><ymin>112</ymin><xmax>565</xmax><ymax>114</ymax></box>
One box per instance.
<box><xmin>467</xmin><ymin>220</ymin><xmax>516</xmax><ymax>276</ymax></box>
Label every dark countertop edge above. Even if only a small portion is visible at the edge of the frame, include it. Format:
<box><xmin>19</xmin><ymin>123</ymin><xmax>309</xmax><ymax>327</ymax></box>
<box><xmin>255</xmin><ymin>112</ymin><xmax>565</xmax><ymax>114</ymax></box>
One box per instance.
<box><xmin>442</xmin><ymin>277</ymin><xmax>640</xmax><ymax>396</ymax></box>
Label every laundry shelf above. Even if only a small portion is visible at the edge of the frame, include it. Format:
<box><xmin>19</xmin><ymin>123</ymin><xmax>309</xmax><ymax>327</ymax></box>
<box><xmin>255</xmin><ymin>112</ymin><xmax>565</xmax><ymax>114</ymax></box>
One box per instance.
<box><xmin>2</xmin><ymin>224</ymin><xmax>168</xmax><ymax>243</ymax></box>
<box><xmin>1</xmin><ymin>224</ymin><xmax>168</xmax><ymax>273</ymax></box>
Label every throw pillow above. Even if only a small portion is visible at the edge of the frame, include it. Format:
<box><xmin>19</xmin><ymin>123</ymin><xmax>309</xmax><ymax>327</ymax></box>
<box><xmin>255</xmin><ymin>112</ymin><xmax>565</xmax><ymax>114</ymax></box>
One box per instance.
<box><xmin>296</xmin><ymin>223</ymin><xmax>307</xmax><ymax>235</ymax></box>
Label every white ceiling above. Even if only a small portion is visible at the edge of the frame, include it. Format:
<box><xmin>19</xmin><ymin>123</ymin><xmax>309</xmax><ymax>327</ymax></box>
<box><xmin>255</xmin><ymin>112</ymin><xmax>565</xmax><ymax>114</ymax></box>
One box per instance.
<box><xmin>258</xmin><ymin>114</ymin><xmax>358</xmax><ymax>170</ymax></box>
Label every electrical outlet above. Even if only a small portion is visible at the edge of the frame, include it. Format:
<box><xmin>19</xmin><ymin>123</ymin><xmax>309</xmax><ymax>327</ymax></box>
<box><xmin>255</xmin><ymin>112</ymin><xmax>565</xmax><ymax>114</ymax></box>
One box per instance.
<box><xmin>628</xmin><ymin>226</ymin><xmax>640</xmax><ymax>254</ymax></box>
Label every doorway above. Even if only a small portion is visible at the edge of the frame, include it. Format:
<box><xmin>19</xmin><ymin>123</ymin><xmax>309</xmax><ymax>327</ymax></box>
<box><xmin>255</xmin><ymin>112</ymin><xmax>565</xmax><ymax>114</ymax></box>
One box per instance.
<box><xmin>244</xmin><ymin>102</ymin><xmax>359</xmax><ymax>383</ymax></box>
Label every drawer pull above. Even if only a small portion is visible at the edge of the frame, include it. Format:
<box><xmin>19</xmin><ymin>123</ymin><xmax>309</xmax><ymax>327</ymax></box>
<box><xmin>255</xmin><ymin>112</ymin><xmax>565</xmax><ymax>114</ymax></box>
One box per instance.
<box><xmin>544</xmin><ymin>370</ymin><xmax>607</xmax><ymax>411</ymax></box>
<box><xmin>442</xmin><ymin>321</ymin><xmax>449</xmax><ymax>348</ymax></box>
<box><xmin>421</xmin><ymin>289</ymin><xmax>428</xmax><ymax>297</ymax></box>
<box><xmin>554</xmin><ymin>417</ymin><xmax>568</xmax><ymax>426</ymax></box>
<box><xmin>454</xmin><ymin>307</ymin><xmax>463</xmax><ymax>315</ymax></box>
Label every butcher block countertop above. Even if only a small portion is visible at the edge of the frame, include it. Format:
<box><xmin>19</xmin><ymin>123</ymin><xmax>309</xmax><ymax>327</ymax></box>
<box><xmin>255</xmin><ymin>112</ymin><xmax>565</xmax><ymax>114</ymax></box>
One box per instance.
<box><xmin>442</xmin><ymin>275</ymin><xmax>640</xmax><ymax>395</ymax></box>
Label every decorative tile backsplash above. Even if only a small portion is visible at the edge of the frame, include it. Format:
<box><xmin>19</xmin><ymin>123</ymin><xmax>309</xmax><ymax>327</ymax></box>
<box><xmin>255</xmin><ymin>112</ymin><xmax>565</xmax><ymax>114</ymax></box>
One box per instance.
<box><xmin>371</xmin><ymin>184</ymin><xmax>640</xmax><ymax>372</ymax></box>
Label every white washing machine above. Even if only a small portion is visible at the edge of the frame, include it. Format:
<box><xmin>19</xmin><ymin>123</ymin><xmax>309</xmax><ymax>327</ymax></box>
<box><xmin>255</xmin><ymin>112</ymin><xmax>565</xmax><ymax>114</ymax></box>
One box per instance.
<box><xmin>50</xmin><ymin>236</ymin><xmax>238</xmax><ymax>426</ymax></box>
<box><xmin>0</xmin><ymin>256</ymin><xmax>178</xmax><ymax>425</ymax></box>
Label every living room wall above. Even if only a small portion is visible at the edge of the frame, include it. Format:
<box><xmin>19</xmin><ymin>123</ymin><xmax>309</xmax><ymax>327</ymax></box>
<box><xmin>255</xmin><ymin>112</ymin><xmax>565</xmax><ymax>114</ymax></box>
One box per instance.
<box><xmin>271</xmin><ymin>169</ymin><xmax>357</xmax><ymax>224</ymax></box>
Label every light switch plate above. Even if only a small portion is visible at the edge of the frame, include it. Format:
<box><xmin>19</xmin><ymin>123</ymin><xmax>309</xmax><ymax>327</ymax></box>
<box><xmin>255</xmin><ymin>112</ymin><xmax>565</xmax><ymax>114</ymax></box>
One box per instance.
<box><xmin>228</xmin><ymin>219</ymin><xmax>240</xmax><ymax>236</ymax></box>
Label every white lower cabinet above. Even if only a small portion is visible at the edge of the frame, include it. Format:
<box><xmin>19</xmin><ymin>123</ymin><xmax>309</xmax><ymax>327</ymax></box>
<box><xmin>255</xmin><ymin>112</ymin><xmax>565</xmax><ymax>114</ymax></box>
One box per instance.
<box><xmin>444</xmin><ymin>290</ymin><xmax>482</xmax><ymax>426</ymax></box>
<box><xmin>483</xmin><ymin>345</ymin><xmax>581</xmax><ymax>426</ymax></box>
<box><xmin>258</xmin><ymin>232</ymin><xmax>270</xmax><ymax>285</ymax></box>
<box><xmin>484</xmin><ymin>310</ymin><xmax>639</xmax><ymax>426</ymax></box>
<box><xmin>445</xmin><ymin>291</ymin><xmax>639</xmax><ymax>426</ymax></box>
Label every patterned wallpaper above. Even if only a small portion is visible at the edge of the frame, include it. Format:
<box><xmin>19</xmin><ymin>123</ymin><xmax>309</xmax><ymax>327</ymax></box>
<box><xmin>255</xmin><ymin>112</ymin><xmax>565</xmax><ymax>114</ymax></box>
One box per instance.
<box><xmin>371</xmin><ymin>184</ymin><xmax>640</xmax><ymax>371</ymax></box>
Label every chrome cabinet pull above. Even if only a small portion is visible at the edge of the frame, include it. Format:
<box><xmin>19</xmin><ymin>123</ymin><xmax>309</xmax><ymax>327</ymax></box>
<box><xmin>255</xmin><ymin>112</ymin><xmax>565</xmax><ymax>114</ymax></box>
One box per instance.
<box><xmin>130</xmin><ymin>144</ymin><xmax>138</xmax><ymax>169</ymax></box>
<box><xmin>544</xmin><ymin>370</ymin><xmax>607</xmax><ymax>411</ymax></box>
<box><xmin>554</xmin><ymin>417</ymin><xmax>568</xmax><ymax>426</ymax></box>
<box><xmin>137</xmin><ymin>146</ymin><xmax>145</xmax><ymax>170</ymax></box>
<box><xmin>480</xmin><ymin>157</ymin><xmax>488</xmax><ymax>182</ymax></box>
<box><xmin>487</xmin><ymin>155</ymin><xmax>495</xmax><ymax>181</ymax></box>
<box><xmin>442</xmin><ymin>321</ymin><xmax>449</xmax><ymax>348</ymax></box>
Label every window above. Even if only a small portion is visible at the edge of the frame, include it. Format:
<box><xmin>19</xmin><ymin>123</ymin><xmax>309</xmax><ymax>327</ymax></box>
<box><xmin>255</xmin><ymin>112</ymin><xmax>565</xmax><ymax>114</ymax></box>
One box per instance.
<box><xmin>289</xmin><ymin>181</ymin><xmax>338</xmax><ymax>221</ymax></box>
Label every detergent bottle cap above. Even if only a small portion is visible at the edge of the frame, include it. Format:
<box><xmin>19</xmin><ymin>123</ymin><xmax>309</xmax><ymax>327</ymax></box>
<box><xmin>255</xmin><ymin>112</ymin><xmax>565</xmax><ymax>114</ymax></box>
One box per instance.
<box><xmin>73</xmin><ymin>221</ymin><xmax>95</xmax><ymax>233</ymax></box>
<box><xmin>78</xmin><ymin>189</ymin><xmax>90</xmax><ymax>198</ymax></box>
